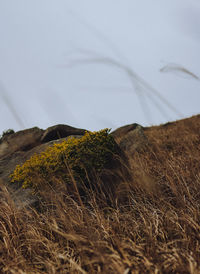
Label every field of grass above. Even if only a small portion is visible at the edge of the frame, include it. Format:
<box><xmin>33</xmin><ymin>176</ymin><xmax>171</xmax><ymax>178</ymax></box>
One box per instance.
<box><xmin>0</xmin><ymin>115</ymin><xmax>200</xmax><ymax>273</ymax></box>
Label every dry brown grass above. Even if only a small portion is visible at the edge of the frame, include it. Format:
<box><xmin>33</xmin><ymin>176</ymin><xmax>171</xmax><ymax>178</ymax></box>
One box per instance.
<box><xmin>0</xmin><ymin>115</ymin><xmax>200</xmax><ymax>273</ymax></box>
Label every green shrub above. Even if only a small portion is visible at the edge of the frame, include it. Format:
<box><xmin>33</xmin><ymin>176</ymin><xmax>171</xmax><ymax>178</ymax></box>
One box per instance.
<box><xmin>10</xmin><ymin>129</ymin><xmax>118</xmax><ymax>191</ymax></box>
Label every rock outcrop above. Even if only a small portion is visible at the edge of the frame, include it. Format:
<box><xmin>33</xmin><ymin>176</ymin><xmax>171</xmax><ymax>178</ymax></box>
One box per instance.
<box><xmin>2</xmin><ymin>115</ymin><xmax>199</xmax><ymax>210</ymax></box>
<box><xmin>0</xmin><ymin>124</ymin><xmax>87</xmax><ymax>209</ymax></box>
<box><xmin>0</xmin><ymin>121</ymin><xmax>152</xmax><ymax>209</ymax></box>
<box><xmin>41</xmin><ymin>124</ymin><xmax>86</xmax><ymax>143</ymax></box>
<box><xmin>111</xmin><ymin>123</ymin><xmax>149</xmax><ymax>155</ymax></box>
<box><xmin>0</xmin><ymin>127</ymin><xmax>44</xmax><ymax>158</ymax></box>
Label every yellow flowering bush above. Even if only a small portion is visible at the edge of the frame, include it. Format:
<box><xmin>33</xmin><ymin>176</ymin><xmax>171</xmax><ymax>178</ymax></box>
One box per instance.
<box><xmin>10</xmin><ymin>129</ymin><xmax>118</xmax><ymax>191</ymax></box>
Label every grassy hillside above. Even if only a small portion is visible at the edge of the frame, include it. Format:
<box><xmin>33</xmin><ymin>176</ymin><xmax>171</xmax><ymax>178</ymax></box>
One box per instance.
<box><xmin>0</xmin><ymin>115</ymin><xmax>200</xmax><ymax>273</ymax></box>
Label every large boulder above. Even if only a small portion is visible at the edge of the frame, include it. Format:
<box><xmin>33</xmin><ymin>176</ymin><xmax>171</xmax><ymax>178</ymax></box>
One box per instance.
<box><xmin>41</xmin><ymin>124</ymin><xmax>86</xmax><ymax>143</ymax></box>
<box><xmin>0</xmin><ymin>123</ymin><xmax>138</xmax><ymax>209</ymax></box>
<box><xmin>0</xmin><ymin>124</ymin><xmax>87</xmax><ymax>209</ymax></box>
<box><xmin>0</xmin><ymin>136</ymin><xmax>83</xmax><ymax>209</ymax></box>
<box><xmin>0</xmin><ymin>124</ymin><xmax>87</xmax><ymax>159</ymax></box>
<box><xmin>0</xmin><ymin>127</ymin><xmax>44</xmax><ymax>158</ymax></box>
<box><xmin>111</xmin><ymin>123</ymin><xmax>149</xmax><ymax>156</ymax></box>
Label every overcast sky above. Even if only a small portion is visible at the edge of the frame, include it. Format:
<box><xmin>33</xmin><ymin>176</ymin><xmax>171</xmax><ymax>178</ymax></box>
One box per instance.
<box><xmin>0</xmin><ymin>0</ymin><xmax>200</xmax><ymax>134</ymax></box>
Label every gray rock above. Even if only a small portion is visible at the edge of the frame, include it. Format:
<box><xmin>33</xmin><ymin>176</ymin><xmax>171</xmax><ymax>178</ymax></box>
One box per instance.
<box><xmin>0</xmin><ymin>123</ymin><xmax>87</xmax><ymax>209</ymax></box>
<box><xmin>0</xmin><ymin>127</ymin><xmax>44</xmax><ymax>158</ymax></box>
<box><xmin>41</xmin><ymin>124</ymin><xmax>86</xmax><ymax>143</ymax></box>
<box><xmin>111</xmin><ymin>123</ymin><xmax>149</xmax><ymax>156</ymax></box>
<box><xmin>1</xmin><ymin>122</ymin><xmax>142</xmax><ymax>209</ymax></box>
<box><xmin>111</xmin><ymin>123</ymin><xmax>141</xmax><ymax>139</ymax></box>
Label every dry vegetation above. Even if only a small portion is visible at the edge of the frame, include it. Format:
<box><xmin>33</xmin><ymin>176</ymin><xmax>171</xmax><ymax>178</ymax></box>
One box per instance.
<box><xmin>0</xmin><ymin>115</ymin><xmax>200</xmax><ymax>273</ymax></box>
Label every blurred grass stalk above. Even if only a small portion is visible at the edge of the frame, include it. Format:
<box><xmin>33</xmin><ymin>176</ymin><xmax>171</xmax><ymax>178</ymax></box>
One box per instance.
<box><xmin>63</xmin><ymin>49</ymin><xmax>183</xmax><ymax>123</ymax></box>
<box><xmin>0</xmin><ymin>82</ymin><xmax>25</xmax><ymax>129</ymax></box>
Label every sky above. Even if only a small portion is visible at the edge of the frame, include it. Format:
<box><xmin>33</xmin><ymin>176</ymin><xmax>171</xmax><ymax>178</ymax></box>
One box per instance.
<box><xmin>0</xmin><ymin>0</ymin><xmax>200</xmax><ymax>134</ymax></box>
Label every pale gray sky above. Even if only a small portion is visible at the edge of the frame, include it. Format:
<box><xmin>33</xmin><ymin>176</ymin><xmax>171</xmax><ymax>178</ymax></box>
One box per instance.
<box><xmin>0</xmin><ymin>0</ymin><xmax>199</xmax><ymax>133</ymax></box>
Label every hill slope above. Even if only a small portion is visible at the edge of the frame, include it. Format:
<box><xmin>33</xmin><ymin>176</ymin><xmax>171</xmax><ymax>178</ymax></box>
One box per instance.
<box><xmin>0</xmin><ymin>115</ymin><xmax>200</xmax><ymax>273</ymax></box>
